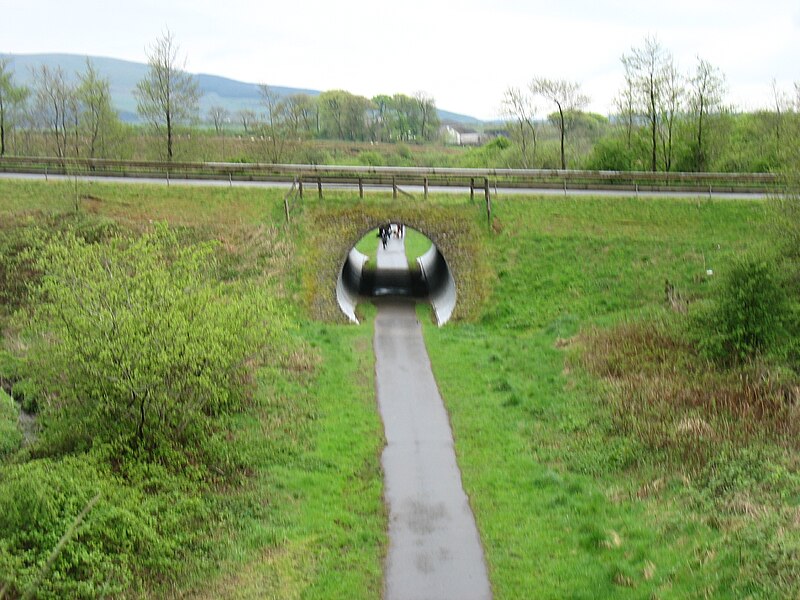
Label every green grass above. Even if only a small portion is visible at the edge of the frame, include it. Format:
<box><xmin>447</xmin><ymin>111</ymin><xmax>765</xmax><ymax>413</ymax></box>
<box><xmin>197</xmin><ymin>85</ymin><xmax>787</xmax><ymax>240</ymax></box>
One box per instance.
<box><xmin>0</xmin><ymin>180</ymin><xmax>386</xmax><ymax>598</ymax></box>
<box><xmin>2</xmin><ymin>179</ymin><xmax>796</xmax><ymax>598</ymax></box>
<box><xmin>189</xmin><ymin>317</ymin><xmax>385</xmax><ymax>599</ymax></box>
<box><xmin>403</xmin><ymin>227</ymin><xmax>432</xmax><ymax>268</ymax></box>
<box><xmin>422</xmin><ymin>194</ymin><xmax>798</xmax><ymax>598</ymax></box>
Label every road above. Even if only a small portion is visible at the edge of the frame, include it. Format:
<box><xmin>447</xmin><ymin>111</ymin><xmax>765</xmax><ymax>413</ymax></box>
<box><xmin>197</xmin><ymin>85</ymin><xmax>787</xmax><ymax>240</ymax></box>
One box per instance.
<box><xmin>375</xmin><ymin>235</ymin><xmax>492</xmax><ymax>600</ymax></box>
<box><xmin>0</xmin><ymin>171</ymin><xmax>769</xmax><ymax>200</ymax></box>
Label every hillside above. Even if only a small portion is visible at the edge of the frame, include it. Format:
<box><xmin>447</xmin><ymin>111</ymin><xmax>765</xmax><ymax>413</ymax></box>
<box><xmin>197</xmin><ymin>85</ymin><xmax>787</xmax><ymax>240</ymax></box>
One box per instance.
<box><xmin>0</xmin><ymin>53</ymin><xmax>483</xmax><ymax>125</ymax></box>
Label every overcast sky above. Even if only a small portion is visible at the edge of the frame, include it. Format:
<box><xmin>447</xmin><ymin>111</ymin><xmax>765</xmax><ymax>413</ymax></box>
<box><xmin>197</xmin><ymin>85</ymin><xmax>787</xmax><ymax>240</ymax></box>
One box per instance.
<box><xmin>3</xmin><ymin>0</ymin><xmax>799</xmax><ymax>120</ymax></box>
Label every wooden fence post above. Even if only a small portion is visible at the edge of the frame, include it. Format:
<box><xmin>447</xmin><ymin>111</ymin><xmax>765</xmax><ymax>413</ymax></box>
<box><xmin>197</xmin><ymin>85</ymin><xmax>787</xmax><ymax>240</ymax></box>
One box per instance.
<box><xmin>470</xmin><ymin>178</ymin><xmax>475</xmax><ymax>202</ymax></box>
<box><xmin>393</xmin><ymin>177</ymin><xmax>397</xmax><ymax>199</ymax></box>
<box><xmin>424</xmin><ymin>177</ymin><xmax>429</xmax><ymax>200</ymax></box>
<box><xmin>317</xmin><ymin>177</ymin><xmax>323</xmax><ymax>199</ymax></box>
<box><xmin>299</xmin><ymin>179</ymin><xmax>304</xmax><ymax>199</ymax></box>
<box><xmin>359</xmin><ymin>177</ymin><xmax>364</xmax><ymax>198</ymax></box>
<box><xmin>485</xmin><ymin>179</ymin><xmax>492</xmax><ymax>228</ymax></box>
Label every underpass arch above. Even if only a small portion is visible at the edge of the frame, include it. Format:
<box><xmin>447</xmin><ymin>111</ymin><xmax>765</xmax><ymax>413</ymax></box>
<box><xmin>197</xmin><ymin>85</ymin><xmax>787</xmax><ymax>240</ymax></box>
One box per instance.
<box><xmin>336</xmin><ymin>222</ymin><xmax>457</xmax><ymax>325</ymax></box>
<box><xmin>303</xmin><ymin>205</ymin><xmax>488</xmax><ymax>325</ymax></box>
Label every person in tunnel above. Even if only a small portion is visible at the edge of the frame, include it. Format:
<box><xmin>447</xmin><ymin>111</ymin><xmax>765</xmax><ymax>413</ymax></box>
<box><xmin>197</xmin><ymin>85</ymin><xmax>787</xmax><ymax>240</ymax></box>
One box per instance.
<box><xmin>377</xmin><ymin>224</ymin><xmax>390</xmax><ymax>249</ymax></box>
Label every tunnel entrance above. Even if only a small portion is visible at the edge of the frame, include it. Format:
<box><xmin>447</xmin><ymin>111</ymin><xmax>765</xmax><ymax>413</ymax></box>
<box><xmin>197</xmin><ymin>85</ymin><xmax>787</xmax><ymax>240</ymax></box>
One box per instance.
<box><xmin>336</xmin><ymin>225</ymin><xmax>457</xmax><ymax>325</ymax></box>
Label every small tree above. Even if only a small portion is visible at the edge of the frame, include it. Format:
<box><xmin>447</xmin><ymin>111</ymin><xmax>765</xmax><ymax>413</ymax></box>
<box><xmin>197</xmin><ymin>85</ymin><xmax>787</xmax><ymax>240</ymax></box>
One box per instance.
<box><xmin>31</xmin><ymin>65</ymin><xmax>76</xmax><ymax>158</ymax></box>
<box><xmin>621</xmin><ymin>36</ymin><xmax>672</xmax><ymax>172</ymax></box>
<box><xmin>25</xmin><ymin>225</ymin><xmax>281</xmax><ymax>461</ymax></box>
<box><xmin>689</xmin><ymin>58</ymin><xmax>726</xmax><ymax>171</ymax></box>
<box><xmin>258</xmin><ymin>84</ymin><xmax>291</xmax><ymax>163</ymax></box>
<box><xmin>414</xmin><ymin>91</ymin><xmax>440</xmax><ymax>141</ymax></box>
<box><xmin>135</xmin><ymin>30</ymin><xmax>201</xmax><ymax>160</ymax></box>
<box><xmin>77</xmin><ymin>59</ymin><xmax>121</xmax><ymax>159</ymax></box>
<box><xmin>502</xmin><ymin>86</ymin><xmax>538</xmax><ymax>168</ymax></box>
<box><xmin>698</xmin><ymin>254</ymin><xmax>789</xmax><ymax>363</ymax></box>
<box><xmin>530</xmin><ymin>77</ymin><xmax>589</xmax><ymax>169</ymax></box>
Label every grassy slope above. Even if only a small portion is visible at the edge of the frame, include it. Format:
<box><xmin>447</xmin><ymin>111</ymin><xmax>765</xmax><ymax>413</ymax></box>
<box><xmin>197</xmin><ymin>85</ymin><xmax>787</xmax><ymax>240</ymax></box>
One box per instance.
<box><xmin>3</xmin><ymin>179</ymin><xmax>794</xmax><ymax>597</ymax></box>
<box><xmin>422</xmin><ymin>195</ymin><xmax>795</xmax><ymax>598</ymax></box>
<box><xmin>0</xmin><ymin>180</ymin><xmax>386</xmax><ymax>598</ymax></box>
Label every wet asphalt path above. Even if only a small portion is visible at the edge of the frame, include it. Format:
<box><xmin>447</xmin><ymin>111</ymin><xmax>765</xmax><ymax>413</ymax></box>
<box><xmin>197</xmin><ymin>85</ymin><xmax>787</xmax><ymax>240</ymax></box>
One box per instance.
<box><xmin>375</xmin><ymin>235</ymin><xmax>492</xmax><ymax>600</ymax></box>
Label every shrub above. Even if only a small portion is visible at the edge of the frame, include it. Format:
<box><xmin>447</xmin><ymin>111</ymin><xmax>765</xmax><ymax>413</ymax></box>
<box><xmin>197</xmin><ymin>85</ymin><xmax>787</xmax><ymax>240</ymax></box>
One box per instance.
<box><xmin>0</xmin><ymin>455</ymin><xmax>209</xmax><ymax>598</ymax></box>
<box><xmin>10</xmin><ymin>379</ymin><xmax>40</xmax><ymax>414</ymax></box>
<box><xmin>358</xmin><ymin>150</ymin><xmax>384</xmax><ymax>167</ymax></box>
<box><xmin>21</xmin><ymin>223</ymin><xmax>284</xmax><ymax>466</ymax></box>
<box><xmin>696</xmin><ymin>254</ymin><xmax>790</xmax><ymax>363</ymax></box>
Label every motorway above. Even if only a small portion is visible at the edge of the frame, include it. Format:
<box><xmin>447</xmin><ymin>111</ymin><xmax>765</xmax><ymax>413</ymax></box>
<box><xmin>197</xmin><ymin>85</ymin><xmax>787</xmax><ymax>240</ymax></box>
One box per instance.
<box><xmin>0</xmin><ymin>171</ymin><xmax>770</xmax><ymax>200</ymax></box>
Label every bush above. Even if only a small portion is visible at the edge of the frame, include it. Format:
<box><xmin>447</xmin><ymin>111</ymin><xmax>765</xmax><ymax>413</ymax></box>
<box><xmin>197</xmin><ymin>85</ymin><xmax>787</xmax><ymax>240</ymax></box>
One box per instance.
<box><xmin>696</xmin><ymin>254</ymin><xmax>791</xmax><ymax>363</ymax></box>
<box><xmin>21</xmin><ymin>224</ymin><xmax>284</xmax><ymax>466</ymax></box>
<box><xmin>10</xmin><ymin>379</ymin><xmax>40</xmax><ymax>414</ymax></box>
<box><xmin>358</xmin><ymin>150</ymin><xmax>384</xmax><ymax>167</ymax></box>
<box><xmin>586</xmin><ymin>137</ymin><xmax>637</xmax><ymax>171</ymax></box>
<box><xmin>0</xmin><ymin>455</ymin><xmax>209</xmax><ymax>598</ymax></box>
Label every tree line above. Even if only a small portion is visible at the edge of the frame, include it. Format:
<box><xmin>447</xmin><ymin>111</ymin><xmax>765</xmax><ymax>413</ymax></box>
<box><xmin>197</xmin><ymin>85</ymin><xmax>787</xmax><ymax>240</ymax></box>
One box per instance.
<box><xmin>1</xmin><ymin>32</ymin><xmax>799</xmax><ymax>172</ymax></box>
<box><xmin>502</xmin><ymin>35</ymin><xmax>800</xmax><ymax>173</ymax></box>
<box><xmin>0</xmin><ymin>31</ymin><xmax>441</xmax><ymax>163</ymax></box>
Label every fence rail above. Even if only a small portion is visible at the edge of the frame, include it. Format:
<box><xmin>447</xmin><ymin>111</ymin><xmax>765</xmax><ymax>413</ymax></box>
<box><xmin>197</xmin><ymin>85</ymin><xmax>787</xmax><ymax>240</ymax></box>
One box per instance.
<box><xmin>0</xmin><ymin>155</ymin><xmax>785</xmax><ymax>195</ymax></box>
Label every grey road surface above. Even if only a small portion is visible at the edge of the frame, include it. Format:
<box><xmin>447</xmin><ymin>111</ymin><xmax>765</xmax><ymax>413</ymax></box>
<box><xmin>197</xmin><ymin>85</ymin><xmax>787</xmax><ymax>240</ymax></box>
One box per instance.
<box><xmin>0</xmin><ymin>171</ymin><xmax>769</xmax><ymax>200</ymax></box>
<box><xmin>374</xmin><ymin>234</ymin><xmax>492</xmax><ymax>600</ymax></box>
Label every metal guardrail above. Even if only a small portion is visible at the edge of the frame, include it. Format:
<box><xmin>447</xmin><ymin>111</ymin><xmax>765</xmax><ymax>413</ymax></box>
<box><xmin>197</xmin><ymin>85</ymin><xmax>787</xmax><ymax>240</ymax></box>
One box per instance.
<box><xmin>0</xmin><ymin>155</ymin><xmax>784</xmax><ymax>195</ymax></box>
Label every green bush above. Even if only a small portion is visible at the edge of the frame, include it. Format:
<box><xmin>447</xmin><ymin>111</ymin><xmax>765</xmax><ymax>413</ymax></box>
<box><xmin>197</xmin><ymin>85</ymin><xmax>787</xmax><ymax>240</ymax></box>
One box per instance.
<box><xmin>358</xmin><ymin>150</ymin><xmax>384</xmax><ymax>167</ymax></box>
<box><xmin>22</xmin><ymin>224</ymin><xmax>285</xmax><ymax>466</ymax></box>
<box><xmin>696</xmin><ymin>254</ymin><xmax>791</xmax><ymax>363</ymax></box>
<box><xmin>0</xmin><ymin>455</ymin><xmax>210</xmax><ymax>598</ymax></box>
<box><xmin>586</xmin><ymin>137</ymin><xmax>637</xmax><ymax>171</ymax></box>
<box><xmin>10</xmin><ymin>379</ymin><xmax>40</xmax><ymax>414</ymax></box>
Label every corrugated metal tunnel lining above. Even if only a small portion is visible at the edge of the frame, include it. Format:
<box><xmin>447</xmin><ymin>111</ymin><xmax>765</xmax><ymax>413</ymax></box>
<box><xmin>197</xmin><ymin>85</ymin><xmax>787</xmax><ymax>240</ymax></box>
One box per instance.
<box><xmin>336</xmin><ymin>235</ymin><xmax>457</xmax><ymax>326</ymax></box>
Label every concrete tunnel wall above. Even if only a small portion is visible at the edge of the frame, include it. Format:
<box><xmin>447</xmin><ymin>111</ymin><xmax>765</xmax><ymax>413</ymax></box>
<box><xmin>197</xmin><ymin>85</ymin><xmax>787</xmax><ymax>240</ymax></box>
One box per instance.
<box><xmin>337</xmin><ymin>247</ymin><xmax>369</xmax><ymax>324</ymax></box>
<box><xmin>416</xmin><ymin>245</ymin><xmax>457</xmax><ymax>326</ymax></box>
<box><xmin>336</xmin><ymin>241</ymin><xmax>457</xmax><ymax>326</ymax></box>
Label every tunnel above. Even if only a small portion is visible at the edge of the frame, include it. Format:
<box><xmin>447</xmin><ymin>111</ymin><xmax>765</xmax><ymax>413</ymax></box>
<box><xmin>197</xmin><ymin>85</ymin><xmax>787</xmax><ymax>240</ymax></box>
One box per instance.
<box><xmin>336</xmin><ymin>226</ymin><xmax>457</xmax><ymax>325</ymax></box>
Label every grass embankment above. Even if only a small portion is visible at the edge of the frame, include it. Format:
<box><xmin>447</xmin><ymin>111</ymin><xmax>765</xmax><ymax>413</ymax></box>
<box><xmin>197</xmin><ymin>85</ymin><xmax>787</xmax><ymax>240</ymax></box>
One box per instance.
<box><xmin>422</xmin><ymin>196</ymin><xmax>800</xmax><ymax>598</ymax></box>
<box><xmin>3</xmin><ymin>178</ymin><xmax>797</xmax><ymax>598</ymax></box>
<box><xmin>0</xmin><ymin>180</ymin><xmax>385</xmax><ymax>598</ymax></box>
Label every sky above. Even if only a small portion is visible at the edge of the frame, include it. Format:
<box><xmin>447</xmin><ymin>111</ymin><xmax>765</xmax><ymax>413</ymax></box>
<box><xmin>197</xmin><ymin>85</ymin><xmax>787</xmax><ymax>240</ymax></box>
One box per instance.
<box><xmin>2</xmin><ymin>0</ymin><xmax>799</xmax><ymax>120</ymax></box>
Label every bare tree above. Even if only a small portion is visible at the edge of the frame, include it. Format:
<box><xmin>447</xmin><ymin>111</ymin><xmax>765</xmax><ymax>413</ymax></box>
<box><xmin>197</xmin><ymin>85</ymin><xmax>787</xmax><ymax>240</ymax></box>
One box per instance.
<box><xmin>208</xmin><ymin>105</ymin><xmax>230</xmax><ymax>134</ymax></box>
<box><xmin>689</xmin><ymin>58</ymin><xmax>725</xmax><ymax>171</ymax></box>
<box><xmin>658</xmin><ymin>61</ymin><xmax>684</xmax><ymax>172</ymax></box>
<box><xmin>613</xmin><ymin>77</ymin><xmax>636</xmax><ymax>148</ymax></box>
<box><xmin>31</xmin><ymin>65</ymin><xmax>76</xmax><ymax>158</ymax></box>
<box><xmin>530</xmin><ymin>78</ymin><xmax>589</xmax><ymax>169</ymax></box>
<box><xmin>501</xmin><ymin>86</ymin><xmax>537</xmax><ymax>168</ymax></box>
<box><xmin>770</xmin><ymin>78</ymin><xmax>791</xmax><ymax>155</ymax></box>
<box><xmin>258</xmin><ymin>84</ymin><xmax>292</xmax><ymax>163</ymax></box>
<box><xmin>285</xmin><ymin>94</ymin><xmax>316</xmax><ymax>137</ymax></box>
<box><xmin>622</xmin><ymin>36</ymin><xmax>670</xmax><ymax>172</ymax></box>
<box><xmin>236</xmin><ymin>108</ymin><xmax>256</xmax><ymax>134</ymax></box>
<box><xmin>135</xmin><ymin>30</ymin><xmax>201</xmax><ymax>160</ymax></box>
<box><xmin>0</xmin><ymin>58</ymin><xmax>29</xmax><ymax>156</ymax></box>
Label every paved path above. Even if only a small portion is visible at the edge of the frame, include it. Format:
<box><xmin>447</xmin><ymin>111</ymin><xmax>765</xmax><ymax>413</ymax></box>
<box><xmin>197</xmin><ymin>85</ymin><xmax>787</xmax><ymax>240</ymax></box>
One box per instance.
<box><xmin>374</xmin><ymin>234</ymin><xmax>492</xmax><ymax>600</ymax></box>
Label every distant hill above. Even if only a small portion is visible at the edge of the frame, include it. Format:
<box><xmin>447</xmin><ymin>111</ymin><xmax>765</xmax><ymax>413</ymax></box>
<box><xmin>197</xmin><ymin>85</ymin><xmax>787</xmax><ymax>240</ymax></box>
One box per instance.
<box><xmin>1</xmin><ymin>53</ymin><xmax>483</xmax><ymax>126</ymax></box>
